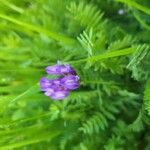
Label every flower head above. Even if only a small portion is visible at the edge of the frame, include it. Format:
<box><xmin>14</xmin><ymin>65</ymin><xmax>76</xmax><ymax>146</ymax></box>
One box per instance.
<box><xmin>61</xmin><ymin>75</ymin><xmax>80</xmax><ymax>90</ymax></box>
<box><xmin>40</xmin><ymin>77</ymin><xmax>53</xmax><ymax>91</ymax></box>
<box><xmin>40</xmin><ymin>64</ymin><xmax>79</xmax><ymax>100</ymax></box>
<box><xmin>40</xmin><ymin>77</ymin><xmax>70</xmax><ymax>100</ymax></box>
<box><xmin>46</xmin><ymin>64</ymin><xmax>76</xmax><ymax>75</ymax></box>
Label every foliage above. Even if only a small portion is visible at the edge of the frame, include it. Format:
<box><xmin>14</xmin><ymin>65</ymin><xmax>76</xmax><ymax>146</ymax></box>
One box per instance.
<box><xmin>0</xmin><ymin>0</ymin><xmax>150</xmax><ymax>149</ymax></box>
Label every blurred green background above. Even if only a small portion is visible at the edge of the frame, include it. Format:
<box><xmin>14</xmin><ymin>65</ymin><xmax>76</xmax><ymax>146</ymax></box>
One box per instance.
<box><xmin>0</xmin><ymin>0</ymin><xmax>150</xmax><ymax>149</ymax></box>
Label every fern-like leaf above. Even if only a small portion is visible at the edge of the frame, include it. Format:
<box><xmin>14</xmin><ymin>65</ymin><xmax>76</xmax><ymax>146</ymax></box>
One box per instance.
<box><xmin>128</xmin><ymin>109</ymin><xmax>144</xmax><ymax>132</ymax></box>
<box><xmin>77</xmin><ymin>29</ymin><xmax>93</xmax><ymax>56</ymax></box>
<box><xmin>127</xmin><ymin>44</ymin><xmax>150</xmax><ymax>68</ymax></box>
<box><xmin>79</xmin><ymin>113</ymin><xmax>108</xmax><ymax>134</ymax></box>
<box><xmin>67</xmin><ymin>1</ymin><xmax>105</xmax><ymax>31</ymax></box>
<box><xmin>108</xmin><ymin>35</ymin><xmax>136</xmax><ymax>50</ymax></box>
<box><xmin>144</xmin><ymin>80</ymin><xmax>150</xmax><ymax>115</ymax></box>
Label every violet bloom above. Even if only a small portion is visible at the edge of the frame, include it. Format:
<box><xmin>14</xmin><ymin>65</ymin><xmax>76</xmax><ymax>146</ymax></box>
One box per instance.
<box><xmin>40</xmin><ymin>77</ymin><xmax>69</xmax><ymax>100</ymax></box>
<box><xmin>46</xmin><ymin>64</ymin><xmax>76</xmax><ymax>75</ymax></box>
<box><xmin>40</xmin><ymin>64</ymin><xmax>79</xmax><ymax>100</ymax></box>
<box><xmin>61</xmin><ymin>75</ymin><xmax>79</xmax><ymax>90</ymax></box>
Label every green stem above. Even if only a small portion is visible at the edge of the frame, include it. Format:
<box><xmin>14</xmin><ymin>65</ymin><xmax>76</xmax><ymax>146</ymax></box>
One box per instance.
<box><xmin>133</xmin><ymin>12</ymin><xmax>150</xmax><ymax>31</ymax></box>
<box><xmin>69</xmin><ymin>47</ymin><xmax>134</xmax><ymax>64</ymax></box>
<box><xmin>0</xmin><ymin>14</ymin><xmax>75</xmax><ymax>44</ymax></box>
<box><xmin>81</xmin><ymin>80</ymin><xmax>118</xmax><ymax>85</ymax></box>
<box><xmin>116</xmin><ymin>0</ymin><xmax>150</xmax><ymax>15</ymax></box>
<box><xmin>9</xmin><ymin>83</ymin><xmax>39</xmax><ymax>104</ymax></box>
<box><xmin>0</xmin><ymin>0</ymin><xmax>24</xmax><ymax>13</ymax></box>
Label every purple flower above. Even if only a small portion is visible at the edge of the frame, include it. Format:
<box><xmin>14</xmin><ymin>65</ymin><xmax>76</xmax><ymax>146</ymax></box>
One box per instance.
<box><xmin>40</xmin><ymin>64</ymin><xmax>80</xmax><ymax>100</ymax></box>
<box><xmin>61</xmin><ymin>75</ymin><xmax>79</xmax><ymax>90</ymax></box>
<box><xmin>46</xmin><ymin>64</ymin><xmax>76</xmax><ymax>75</ymax></box>
<box><xmin>44</xmin><ymin>86</ymin><xmax>69</xmax><ymax>100</ymax></box>
<box><xmin>40</xmin><ymin>77</ymin><xmax>53</xmax><ymax>91</ymax></box>
<box><xmin>40</xmin><ymin>77</ymin><xmax>69</xmax><ymax>100</ymax></box>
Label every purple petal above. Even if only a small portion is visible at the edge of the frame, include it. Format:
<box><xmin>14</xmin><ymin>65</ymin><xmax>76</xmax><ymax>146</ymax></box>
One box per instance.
<box><xmin>40</xmin><ymin>77</ymin><xmax>53</xmax><ymax>91</ymax></box>
<box><xmin>45</xmin><ymin>65</ymin><xmax>61</xmax><ymax>75</ymax></box>
<box><xmin>45</xmin><ymin>64</ymin><xmax>76</xmax><ymax>75</ymax></box>
<box><xmin>40</xmin><ymin>77</ymin><xmax>70</xmax><ymax>100</ymax></box>
<box><xmin>50</xmin><ymin>90</ymin><xmax>69</xmax><ymax>100</ymax></box>
<box><xmin>60</xmin><ymin>64</ymin><xmax>76</xmax><ymax>75</ymax></box>
<box><xmin>52</xmin><ymin>78</ymin><xmax>61</xmax><ymax>85</ymax></box>
<box><xmin>40</xmin><ymin>77</ymin><xmax>61</xmax><ymax>91</ymax></box>
<box><xmin>44</xmin><ymin>88</ymin><xmax>55</xmax><ymax>96</ymax></box>
<box><xmin>44</xmin><ymin>86</ymin><xmax>69</xmax><ymax>100</ymax></box>
<box><xmin>61</xmin><ymin>75</ymin><xmax>80</xmax><ymax>90</ymax></box>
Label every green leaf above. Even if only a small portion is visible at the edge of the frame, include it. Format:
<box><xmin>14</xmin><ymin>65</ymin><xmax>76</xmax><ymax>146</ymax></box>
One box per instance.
<box><xmin>9</xmin><ymin>83</ymin><xmax>39</xmax><ymax>104</ymax></box>
<box><xmin>144</xmin><ymin>80</ymin><xmax>150</xmax><ymax>115</ymax></box>
<box><xmin>0</xmin><ymin>0</ymin><xmax>24</xmax><ymax>13</ymax></box>
<box><xmin>117</xmin><ymin>0</ymin><xmax>150</xmax><ymax>15</ymax></box>
<box><xmin>70</xmin><ymin>47</ymin><xmax>134</xmax><ymax>64</ymax></box>
<box><xmin>133</xmin><ymin>12</ymin><xmax>150</xmax><ymax>32</ymax></box>
<box><xmin>0</xmin><ymin>130</ymin><xmax>60</xmax><ymax>150</ymax></box>
<box><xmin>0</xmin><ymin>14</ymin><xmax>75</xmax><ymax>44</ymax></box>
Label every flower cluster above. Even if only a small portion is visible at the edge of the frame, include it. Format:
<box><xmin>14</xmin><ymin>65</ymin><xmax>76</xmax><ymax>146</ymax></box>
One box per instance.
<box><xmin>40</xmin><ymin>64</ymin><xmax>80</xmax><ymax>100</ymax></box>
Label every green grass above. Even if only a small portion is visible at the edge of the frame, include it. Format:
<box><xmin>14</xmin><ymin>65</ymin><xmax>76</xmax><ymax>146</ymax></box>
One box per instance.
<box><xmin>0</xmin><ymin>0</ymin><xmax>150</xmax><ymax>149</ymax></box>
